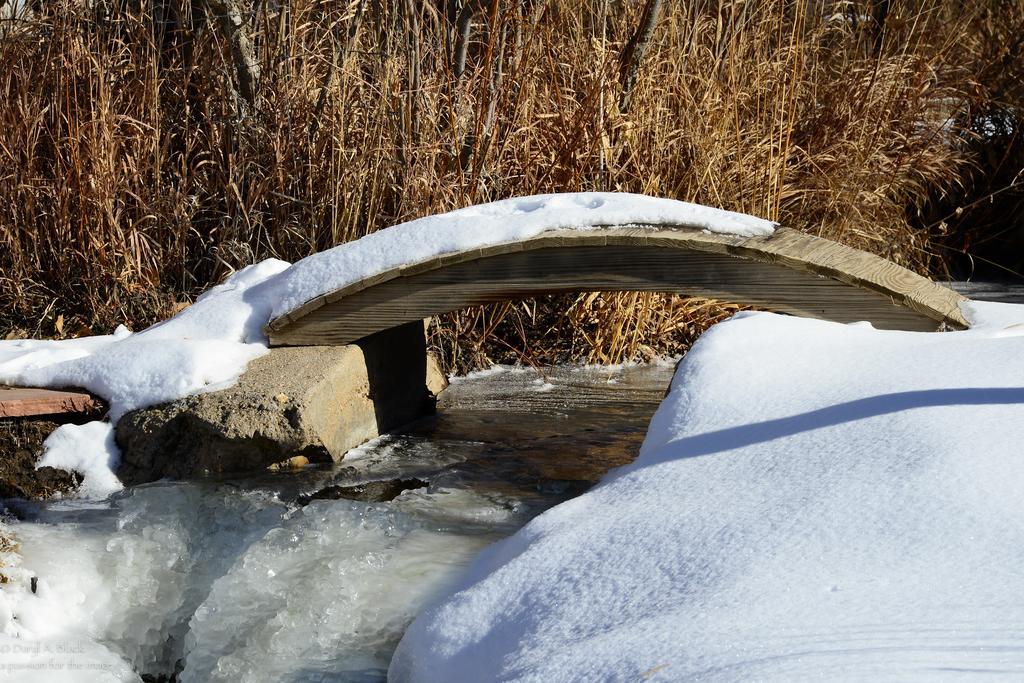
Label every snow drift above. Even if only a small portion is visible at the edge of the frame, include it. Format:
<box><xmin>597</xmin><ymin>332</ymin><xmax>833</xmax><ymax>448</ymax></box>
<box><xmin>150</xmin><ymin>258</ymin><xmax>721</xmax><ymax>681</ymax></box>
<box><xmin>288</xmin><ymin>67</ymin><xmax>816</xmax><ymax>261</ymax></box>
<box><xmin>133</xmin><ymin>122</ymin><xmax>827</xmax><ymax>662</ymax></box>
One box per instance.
<box><xmin>391</xmin><ymin>303</ymin><xmax>1024</xmax><ymax>681</ymax></box>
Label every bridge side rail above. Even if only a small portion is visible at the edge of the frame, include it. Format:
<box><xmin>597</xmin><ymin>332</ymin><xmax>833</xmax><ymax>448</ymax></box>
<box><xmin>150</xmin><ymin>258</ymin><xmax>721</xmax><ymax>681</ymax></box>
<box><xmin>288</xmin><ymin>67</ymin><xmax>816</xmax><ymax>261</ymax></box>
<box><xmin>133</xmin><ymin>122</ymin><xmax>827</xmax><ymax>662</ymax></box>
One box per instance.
<box><xmin>266</xmin><ymin>225</ymin><xmax>968</xmax><ymax>347</ymax></box>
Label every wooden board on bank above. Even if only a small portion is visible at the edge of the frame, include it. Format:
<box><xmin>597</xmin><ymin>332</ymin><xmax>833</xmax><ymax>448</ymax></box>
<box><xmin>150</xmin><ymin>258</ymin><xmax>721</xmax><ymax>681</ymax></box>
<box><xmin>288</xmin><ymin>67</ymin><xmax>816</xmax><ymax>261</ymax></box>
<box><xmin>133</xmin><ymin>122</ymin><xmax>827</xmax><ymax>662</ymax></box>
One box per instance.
<box><xmin>0</xmin><ymin>386</ymin><xmax>103</xmax><ymax>419</ymax></box>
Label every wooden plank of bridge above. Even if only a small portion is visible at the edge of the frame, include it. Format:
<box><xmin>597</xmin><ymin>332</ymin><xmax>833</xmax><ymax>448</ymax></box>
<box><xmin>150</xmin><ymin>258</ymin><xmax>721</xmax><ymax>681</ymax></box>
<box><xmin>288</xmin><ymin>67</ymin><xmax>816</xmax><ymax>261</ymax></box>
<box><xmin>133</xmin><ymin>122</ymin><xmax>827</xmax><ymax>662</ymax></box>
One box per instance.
<box><xmin>267</xmin><ymin>225</ymin><xmax>970</xmax><ymax>347</ymax></box>
<box><xmin>0</xmin><ymin>386</ymin><xmax>103</xmax><ymax>418</ymax></box>
<box><xmin>947</xmin><ymin>281</ymin><xmax>1024</xmax><ymax>304</ymax></box>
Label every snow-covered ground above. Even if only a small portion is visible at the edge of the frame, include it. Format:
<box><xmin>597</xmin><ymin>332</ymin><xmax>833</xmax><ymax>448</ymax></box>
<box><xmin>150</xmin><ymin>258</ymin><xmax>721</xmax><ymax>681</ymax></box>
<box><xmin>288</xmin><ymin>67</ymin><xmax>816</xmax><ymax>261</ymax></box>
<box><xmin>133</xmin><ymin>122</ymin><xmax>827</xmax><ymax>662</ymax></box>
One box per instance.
<box><xmin>392</xmin><ymin>302</ymin><xmax>1024</xmax><ymax>681</ymax></box>
<box><xmin>0</xmin><ymin>193</ymin><xmax>773</xmax><ymax>497</ymax></box>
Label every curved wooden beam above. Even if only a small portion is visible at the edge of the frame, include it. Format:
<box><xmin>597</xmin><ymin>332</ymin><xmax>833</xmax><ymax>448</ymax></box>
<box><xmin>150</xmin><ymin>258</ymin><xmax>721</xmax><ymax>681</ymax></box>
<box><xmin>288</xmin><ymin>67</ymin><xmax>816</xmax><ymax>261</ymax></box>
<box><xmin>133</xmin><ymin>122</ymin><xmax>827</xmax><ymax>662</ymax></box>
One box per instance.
<box><xmin>266</xmin><ymin>226</ymin><xmax>968</xmax><ymax>346</ymax></box>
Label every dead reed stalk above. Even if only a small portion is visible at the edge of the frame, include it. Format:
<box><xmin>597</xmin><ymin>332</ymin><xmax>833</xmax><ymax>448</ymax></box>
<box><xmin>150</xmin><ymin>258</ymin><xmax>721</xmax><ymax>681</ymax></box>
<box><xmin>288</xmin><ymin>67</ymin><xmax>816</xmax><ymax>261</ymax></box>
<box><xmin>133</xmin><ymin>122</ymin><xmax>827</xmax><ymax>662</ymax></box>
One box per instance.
<box><xmin>0</xmin><ymin>0</ymin><xmax>1020</xmax><ymax>368</ymax></box>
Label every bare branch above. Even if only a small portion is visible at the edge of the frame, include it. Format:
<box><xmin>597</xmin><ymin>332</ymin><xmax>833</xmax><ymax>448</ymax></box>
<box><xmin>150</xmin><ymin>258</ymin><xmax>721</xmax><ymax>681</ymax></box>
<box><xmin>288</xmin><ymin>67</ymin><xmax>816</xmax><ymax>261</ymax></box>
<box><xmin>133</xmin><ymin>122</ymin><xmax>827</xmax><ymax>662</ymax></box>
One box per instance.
<box><xmin>311</xmin><ymin>0</ymin><xmax>366</xmax><ymax>137</ymax></box>
<box><xmin>618</xmin><ymin>0</ymin><xmax>663</xmax><ymax>112</ymax></box>
<box><xmin>452</xmin><ymin>2</ymin><xmax>475</xmax><ymax>78</ymax></box>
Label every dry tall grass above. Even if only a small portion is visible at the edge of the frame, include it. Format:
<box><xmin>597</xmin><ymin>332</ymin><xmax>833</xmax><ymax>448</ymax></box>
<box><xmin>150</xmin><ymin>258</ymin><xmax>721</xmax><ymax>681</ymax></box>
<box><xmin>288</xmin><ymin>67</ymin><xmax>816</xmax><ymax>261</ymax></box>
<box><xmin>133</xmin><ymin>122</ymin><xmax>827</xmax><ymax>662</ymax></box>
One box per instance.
<box><xmin>1</xmin><ymin>0</ymin><xmax>1020</xmax><ymax>367</ymax></box>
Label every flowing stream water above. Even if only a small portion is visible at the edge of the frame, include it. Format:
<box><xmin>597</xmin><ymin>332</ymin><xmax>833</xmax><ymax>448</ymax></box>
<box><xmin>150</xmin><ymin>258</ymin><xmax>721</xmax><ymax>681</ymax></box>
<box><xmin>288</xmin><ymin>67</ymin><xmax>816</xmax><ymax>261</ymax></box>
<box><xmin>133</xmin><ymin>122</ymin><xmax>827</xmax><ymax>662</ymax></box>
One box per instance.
<box><xmin>3</xmin><ymin>361</ymin><xmax>675</xmax><ymax>682</ymax></box>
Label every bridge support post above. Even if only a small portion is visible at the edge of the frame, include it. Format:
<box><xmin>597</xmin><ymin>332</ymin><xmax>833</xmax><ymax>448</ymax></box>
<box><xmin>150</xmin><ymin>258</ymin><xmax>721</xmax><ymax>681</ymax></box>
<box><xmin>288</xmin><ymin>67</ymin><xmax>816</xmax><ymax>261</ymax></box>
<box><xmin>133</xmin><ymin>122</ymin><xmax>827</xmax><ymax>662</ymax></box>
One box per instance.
<box><xmin>116</xmin><ymin>322</ymin><xmax>447</xmax><ymax>484</ymax></box>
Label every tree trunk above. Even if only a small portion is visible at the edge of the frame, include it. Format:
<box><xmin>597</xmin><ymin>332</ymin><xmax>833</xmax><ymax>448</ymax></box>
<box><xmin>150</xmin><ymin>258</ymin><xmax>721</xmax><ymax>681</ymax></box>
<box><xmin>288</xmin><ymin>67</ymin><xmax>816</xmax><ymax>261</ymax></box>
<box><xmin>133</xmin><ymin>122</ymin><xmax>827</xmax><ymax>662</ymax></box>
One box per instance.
<box><xmin>208</xmin><ymin>0</ymin><xmax>261</xmax><ymax>114</ymax></box>
<box><xmin>619</xmin><ymin>0</ymin><xmax>664</xmax><ymax>112</ymax></box>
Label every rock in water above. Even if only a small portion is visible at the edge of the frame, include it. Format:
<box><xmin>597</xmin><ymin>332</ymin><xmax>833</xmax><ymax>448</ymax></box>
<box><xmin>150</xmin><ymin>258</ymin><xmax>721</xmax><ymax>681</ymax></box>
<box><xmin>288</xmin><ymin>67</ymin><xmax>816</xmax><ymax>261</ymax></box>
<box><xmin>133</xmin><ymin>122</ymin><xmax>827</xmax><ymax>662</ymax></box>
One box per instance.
<box><xmin>298</xmin><ymin>478</ymin><xmax>429</xmax><ymax>504</ymax></box>
<box><xmin>116</xmin><ymin>323</ymin><xmax>447</xmax><ymax>484</ymax></box>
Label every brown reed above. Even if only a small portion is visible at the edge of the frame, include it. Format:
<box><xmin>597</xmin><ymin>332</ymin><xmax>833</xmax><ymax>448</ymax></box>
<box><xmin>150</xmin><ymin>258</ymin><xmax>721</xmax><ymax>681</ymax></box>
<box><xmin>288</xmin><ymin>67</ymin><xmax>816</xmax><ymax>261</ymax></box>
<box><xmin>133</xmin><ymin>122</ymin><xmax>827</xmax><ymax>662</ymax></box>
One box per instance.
<box><xmin>0</xmin><ymin>0</ymin><xmax>1020</xmax><ymax>369</ymax></box>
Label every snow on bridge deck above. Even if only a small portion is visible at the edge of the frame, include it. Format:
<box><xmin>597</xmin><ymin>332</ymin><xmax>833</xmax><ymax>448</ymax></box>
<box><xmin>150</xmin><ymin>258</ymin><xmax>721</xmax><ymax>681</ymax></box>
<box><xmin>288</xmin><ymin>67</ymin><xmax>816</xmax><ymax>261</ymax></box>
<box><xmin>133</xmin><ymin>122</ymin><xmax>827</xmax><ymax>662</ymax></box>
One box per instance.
<box><xmin>265</xmin><ymin>225</ymin><xmax>969</xmax><ymax>346</ymax></box>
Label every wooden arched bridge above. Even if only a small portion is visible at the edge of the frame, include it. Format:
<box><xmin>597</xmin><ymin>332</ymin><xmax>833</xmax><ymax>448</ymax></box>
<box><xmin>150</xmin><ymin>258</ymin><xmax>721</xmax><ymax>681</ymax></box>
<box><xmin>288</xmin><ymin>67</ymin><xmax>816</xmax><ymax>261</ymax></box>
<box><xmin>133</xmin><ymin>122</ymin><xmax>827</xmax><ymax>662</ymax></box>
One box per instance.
<box><xmin>265</xmin><ymin>225</ymin><xmax>969</xmax><ymax>347</ymax></box>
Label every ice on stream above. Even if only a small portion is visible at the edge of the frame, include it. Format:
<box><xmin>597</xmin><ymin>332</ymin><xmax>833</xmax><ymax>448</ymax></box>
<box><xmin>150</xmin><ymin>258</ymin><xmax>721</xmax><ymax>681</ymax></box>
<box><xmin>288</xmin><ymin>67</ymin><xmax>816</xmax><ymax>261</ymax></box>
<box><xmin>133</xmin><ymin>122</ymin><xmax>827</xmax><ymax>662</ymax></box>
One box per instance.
<box><xmin>0</xmin><ymin>484</ymin><xmax>523</xmax><ymax>682</ymax></box>
<box><xmin>0</xmin><ymin>362</ymin><xmax>667</xmax><ymax>681</ymax></box>
<box><xmin>181</xmin><ymin>493</ymin><xmax>510</xmax><ymax>683</ymax></box>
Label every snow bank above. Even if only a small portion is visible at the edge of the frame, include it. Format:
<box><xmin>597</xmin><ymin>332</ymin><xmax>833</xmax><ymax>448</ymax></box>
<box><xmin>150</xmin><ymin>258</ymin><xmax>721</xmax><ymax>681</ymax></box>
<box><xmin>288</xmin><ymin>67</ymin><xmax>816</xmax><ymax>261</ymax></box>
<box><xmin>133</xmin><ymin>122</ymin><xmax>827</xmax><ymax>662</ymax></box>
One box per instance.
<box><xmin>0</xmin><ymin>193</ymin><xmax>772</xmax><ymax>498</ymax></box>
<box><xmin>391</xmin><ymin>305</ymin><xmax>1024</xmax><ymax>681</ymax></box>
<box><xmin>0</xmin><ymin>258</ymin><xmax>289</xmax><ymax>421</ymax></box>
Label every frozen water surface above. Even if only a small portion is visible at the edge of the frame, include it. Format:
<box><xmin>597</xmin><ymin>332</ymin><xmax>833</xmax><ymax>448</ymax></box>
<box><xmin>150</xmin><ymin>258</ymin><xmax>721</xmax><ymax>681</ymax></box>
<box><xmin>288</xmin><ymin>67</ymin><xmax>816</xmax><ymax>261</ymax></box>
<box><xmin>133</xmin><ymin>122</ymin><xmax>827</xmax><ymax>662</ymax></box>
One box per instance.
<box><xmin>0</xmin><ymin>363</ymin><xmax>671</xmax><ymax>682</ymax></box>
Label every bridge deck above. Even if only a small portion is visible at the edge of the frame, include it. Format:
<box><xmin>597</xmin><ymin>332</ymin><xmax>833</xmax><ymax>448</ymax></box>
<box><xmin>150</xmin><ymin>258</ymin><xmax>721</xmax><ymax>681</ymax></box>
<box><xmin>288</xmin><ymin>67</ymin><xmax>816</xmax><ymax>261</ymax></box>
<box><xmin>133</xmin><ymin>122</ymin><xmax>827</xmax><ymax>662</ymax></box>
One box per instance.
<box><xmin>266</xmin><ymin>226</ymin><xmax>969</xmax><ymax>346</ymax></box>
